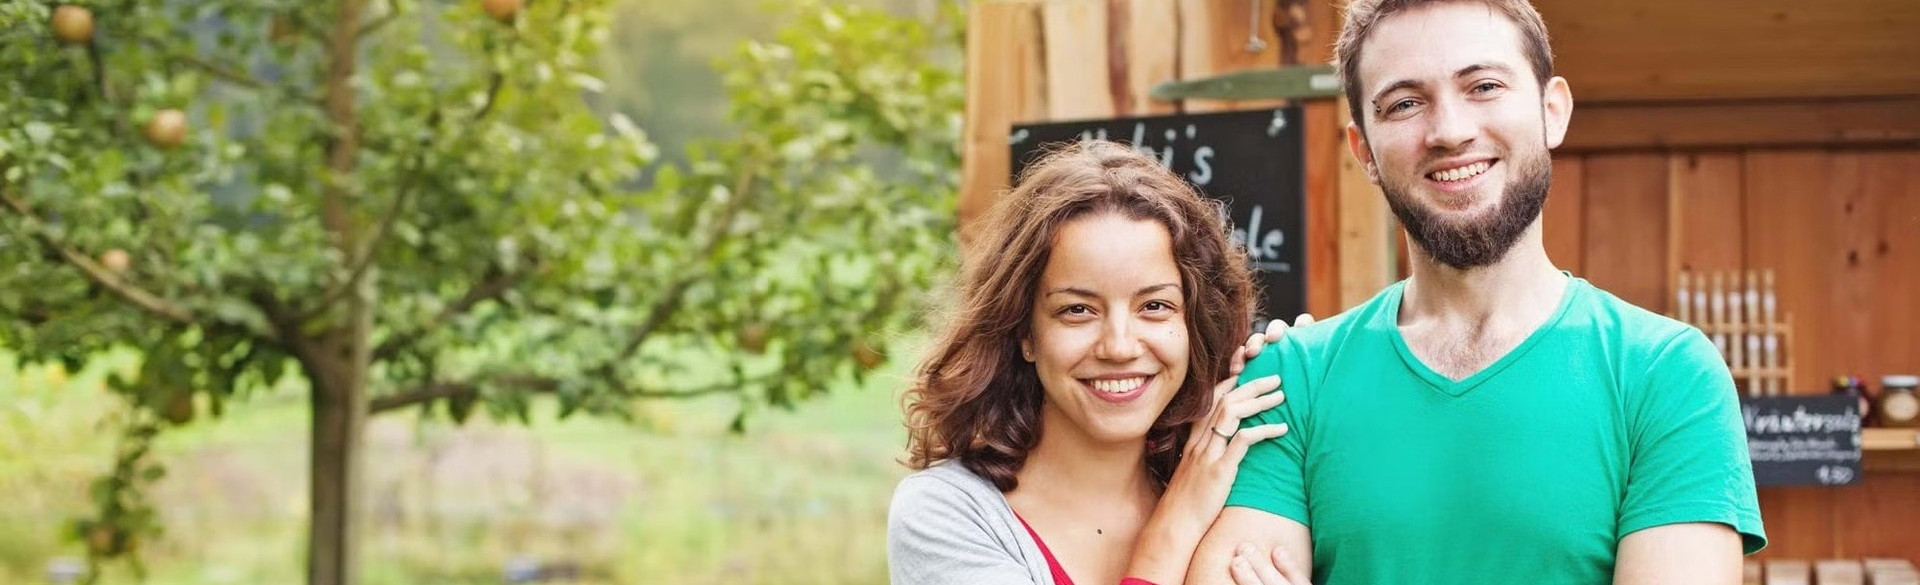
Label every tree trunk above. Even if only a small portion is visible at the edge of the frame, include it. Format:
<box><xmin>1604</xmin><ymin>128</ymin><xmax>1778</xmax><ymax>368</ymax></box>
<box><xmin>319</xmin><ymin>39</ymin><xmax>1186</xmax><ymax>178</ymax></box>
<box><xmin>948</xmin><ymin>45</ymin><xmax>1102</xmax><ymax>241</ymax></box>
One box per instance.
<box><xmin>301</xmin><ymin>294</ymin><xmax>372</xmax><ymax>585</ymax></box>
<box><xmin>310</xmin><ymin>0</ymin><xmax>369</xmax><ymax>581</ymax></box>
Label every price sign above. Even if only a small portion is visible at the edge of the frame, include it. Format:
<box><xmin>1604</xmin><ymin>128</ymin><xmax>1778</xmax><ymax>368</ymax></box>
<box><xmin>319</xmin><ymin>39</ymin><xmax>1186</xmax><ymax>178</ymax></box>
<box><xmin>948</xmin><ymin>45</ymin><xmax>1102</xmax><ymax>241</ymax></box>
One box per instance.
<box><xmin>1742</xmin><ymin>395</ymin><xmax>1862</xmax><ymax>487</ymax></box>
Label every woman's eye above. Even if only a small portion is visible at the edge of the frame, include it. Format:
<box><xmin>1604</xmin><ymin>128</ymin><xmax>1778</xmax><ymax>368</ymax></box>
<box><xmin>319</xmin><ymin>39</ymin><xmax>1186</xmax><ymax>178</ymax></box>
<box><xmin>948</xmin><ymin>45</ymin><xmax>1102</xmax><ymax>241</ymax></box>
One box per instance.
<box><xmin>1060</xmin><ymin>304</ymin><xmax>1092</xmax><ymax>316</ymax></box>
<box><xmin>1143</xmin><ymin>300</ymin><xmax>1174</xmax><ymax>313</ymax></box>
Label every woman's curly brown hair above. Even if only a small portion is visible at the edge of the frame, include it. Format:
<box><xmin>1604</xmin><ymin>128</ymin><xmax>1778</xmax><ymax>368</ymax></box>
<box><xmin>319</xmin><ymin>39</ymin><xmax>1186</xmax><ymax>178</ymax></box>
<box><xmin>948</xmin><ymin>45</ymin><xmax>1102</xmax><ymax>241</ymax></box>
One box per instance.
<box><xmin>903</xmin><ymin>140</ymin><xmax>1256</xmax><ymax>491</ymax></box>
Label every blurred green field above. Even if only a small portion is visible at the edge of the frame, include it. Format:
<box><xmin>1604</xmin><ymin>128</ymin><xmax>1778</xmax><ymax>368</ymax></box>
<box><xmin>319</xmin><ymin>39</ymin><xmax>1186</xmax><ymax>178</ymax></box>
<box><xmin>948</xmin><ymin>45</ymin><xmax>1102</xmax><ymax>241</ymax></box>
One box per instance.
<box><xmin>0</xmin><ymin>343</ymin><xmax>918</xmax><ymax>585</ymax></box>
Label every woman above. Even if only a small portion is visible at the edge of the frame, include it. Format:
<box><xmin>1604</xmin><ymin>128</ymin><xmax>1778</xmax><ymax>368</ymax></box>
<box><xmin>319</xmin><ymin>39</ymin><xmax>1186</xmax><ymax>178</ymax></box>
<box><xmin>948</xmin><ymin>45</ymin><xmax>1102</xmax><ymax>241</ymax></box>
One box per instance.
<box><xmin>889</xmin><ymin>140</ymin><xmax>1301</xmax><ymax>585</ymax></box>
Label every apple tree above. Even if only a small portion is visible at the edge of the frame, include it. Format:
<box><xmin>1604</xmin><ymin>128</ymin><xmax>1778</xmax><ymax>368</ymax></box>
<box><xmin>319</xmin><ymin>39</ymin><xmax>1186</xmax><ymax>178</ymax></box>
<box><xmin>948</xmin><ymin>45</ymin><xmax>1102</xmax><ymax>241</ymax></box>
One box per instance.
<box><xmin>0</xmin><ymin>0</ymin><xmax>960</xmax><ymax>583</ymax></box>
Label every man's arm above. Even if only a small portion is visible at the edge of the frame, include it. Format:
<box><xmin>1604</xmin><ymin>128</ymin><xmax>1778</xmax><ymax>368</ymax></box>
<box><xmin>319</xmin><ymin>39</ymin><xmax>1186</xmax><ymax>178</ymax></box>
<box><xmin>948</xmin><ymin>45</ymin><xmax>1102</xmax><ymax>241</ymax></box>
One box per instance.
<box><xmin>1615</xmin><ymin>329</ymin><xmax>1766</xmax><ymax>570</ymax></box>
<box><xmin>1611</xmin><ymin>329</ymin><xmax>1764</xmax><ymax>585</ymax></box>
<box><xmin>1186</xmin><ymin>506</ymin><xmax>1311</xmax><ymax>585</ymax></box>
<box><xmin>1613</xmin><ymin>522</ymin><xmax>1743</xmax><ymax>585</ymax></box>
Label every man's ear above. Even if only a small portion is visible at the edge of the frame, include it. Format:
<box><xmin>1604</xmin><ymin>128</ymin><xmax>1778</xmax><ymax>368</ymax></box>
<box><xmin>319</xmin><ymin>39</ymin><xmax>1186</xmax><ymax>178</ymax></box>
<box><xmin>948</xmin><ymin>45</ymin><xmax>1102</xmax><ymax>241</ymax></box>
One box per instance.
<box><xmin>1542</xmin><ymin>76</ymin><xmax>1573</xmax><ymax>149</ymax></box>
<box><xmin>1345</xmin><ymin>122</ymin><xmax>1381</xmax><ymax>185</ymax></box>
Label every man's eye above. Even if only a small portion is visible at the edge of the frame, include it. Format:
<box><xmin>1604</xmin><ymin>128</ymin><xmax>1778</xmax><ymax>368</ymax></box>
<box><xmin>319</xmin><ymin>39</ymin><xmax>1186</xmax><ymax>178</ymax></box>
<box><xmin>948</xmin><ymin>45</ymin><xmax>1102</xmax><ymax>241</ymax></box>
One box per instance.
<box><xmin>1472</xmin><ymin>81</ymin><xmax>1503</xmax><ymax>94</ymax></box>
<box><xmin>1387</xmin><ymin>99</ymin><xmax>1418</xmax><ymax>113</ymax></box>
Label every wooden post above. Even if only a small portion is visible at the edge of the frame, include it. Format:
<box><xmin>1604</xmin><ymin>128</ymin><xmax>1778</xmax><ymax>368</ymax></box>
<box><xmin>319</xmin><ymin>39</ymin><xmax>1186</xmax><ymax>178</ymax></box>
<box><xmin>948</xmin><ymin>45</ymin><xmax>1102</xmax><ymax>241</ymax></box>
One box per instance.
<box><xmin>1336</xmin><ymin>98</ymin><xmax>1394</xmax><ymax>309</ymax></box>
<box><xmin>1041</xmin><ymin>0</ymin><xmax>1114</xmax><ymax>120</ymax></box>
<box><xmin>958</xmin><ymin>1</ymin><xmax>1047</xmax><ymax>247</ymax></box>
<box><xmin>1120</xmin><ymin>0</ymin><xmax>1180</xmax><ymax>117</ymax></box>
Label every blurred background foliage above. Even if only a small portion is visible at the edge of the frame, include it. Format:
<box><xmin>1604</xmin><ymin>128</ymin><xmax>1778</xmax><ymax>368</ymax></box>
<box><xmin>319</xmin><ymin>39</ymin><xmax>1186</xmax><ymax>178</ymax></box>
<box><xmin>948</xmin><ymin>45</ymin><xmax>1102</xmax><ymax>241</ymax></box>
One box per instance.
<box><xmin>0</xmin><ymin>0</ymin><xmax>961</xmax><ymax>583</ymax></box>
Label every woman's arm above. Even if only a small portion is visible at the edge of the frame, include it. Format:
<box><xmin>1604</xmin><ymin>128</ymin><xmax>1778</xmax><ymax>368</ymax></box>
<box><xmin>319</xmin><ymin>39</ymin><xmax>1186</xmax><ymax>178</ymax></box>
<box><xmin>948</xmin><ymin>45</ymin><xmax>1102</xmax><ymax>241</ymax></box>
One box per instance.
<box><xmin>889</xmin><ymin>474</ymin><xmax>1045</xmax><ymax>585</ymax></box>
<box><xmin>1121</xmin><ymin>316</ymin><xmax>1310</xmax><ymax>585</ymax></box>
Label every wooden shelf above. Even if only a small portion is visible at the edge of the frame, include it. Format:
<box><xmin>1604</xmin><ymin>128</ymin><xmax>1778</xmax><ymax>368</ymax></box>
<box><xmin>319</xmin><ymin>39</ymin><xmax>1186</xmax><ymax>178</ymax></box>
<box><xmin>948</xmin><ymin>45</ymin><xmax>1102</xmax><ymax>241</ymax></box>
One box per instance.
<box><xmin>1864</xmin><ymin>429</ymin><xmax>1920</xmax><ymax>474</ymax></box>
<box><xmin>1864</xmin><ymin>449</ymin><xmax>1920</xmax><ymax>474</ymax></box>
<box><xmin>1864</xmin><ymin>428</ymin><xmax>1920</xmax><ymax>451</ymax></box>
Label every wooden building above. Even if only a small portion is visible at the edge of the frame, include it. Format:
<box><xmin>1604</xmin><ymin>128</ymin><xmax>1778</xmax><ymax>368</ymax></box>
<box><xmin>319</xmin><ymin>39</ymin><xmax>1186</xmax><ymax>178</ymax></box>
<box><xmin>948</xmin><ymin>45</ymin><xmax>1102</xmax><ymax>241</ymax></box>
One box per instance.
<box><xmin>960</xmin><ymin>0</ymin><xmax>1920</xmax><ymax>564</ymax></box>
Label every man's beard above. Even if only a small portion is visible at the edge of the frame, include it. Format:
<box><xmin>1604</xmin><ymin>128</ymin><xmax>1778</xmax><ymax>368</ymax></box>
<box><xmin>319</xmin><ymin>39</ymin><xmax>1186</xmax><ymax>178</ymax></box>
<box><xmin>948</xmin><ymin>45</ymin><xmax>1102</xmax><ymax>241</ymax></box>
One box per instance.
<box><xmin>1381</xmin><ymin>147</ymin><xmax>1552</xmax><ymax>270</ymax></box>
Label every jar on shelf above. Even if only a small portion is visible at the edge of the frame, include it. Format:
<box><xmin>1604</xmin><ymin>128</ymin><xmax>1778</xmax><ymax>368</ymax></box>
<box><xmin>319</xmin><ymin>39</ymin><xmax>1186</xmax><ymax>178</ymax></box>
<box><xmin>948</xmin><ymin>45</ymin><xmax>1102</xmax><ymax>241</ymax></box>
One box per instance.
<box><xmin>1878</xmin><ymin>375</ymin><xmax>1920</xmax><ymax>429</ymax></box>
<box><xmin>1833</xmin><ymin>375</ymin><xmax>1872</xmax><ymax>425</ymax></box>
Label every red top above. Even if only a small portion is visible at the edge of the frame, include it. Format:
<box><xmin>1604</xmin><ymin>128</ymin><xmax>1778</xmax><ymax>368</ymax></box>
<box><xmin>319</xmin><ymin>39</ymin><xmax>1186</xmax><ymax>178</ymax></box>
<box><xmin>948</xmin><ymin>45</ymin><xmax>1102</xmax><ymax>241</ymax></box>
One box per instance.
<box><xmin>1012</xmin><ymin>512</ymin><xmax>1162</xmax><ymax>585</ymax></box>
<box><xmin>1014</xmin><ymin>512</ymin><xmax>1076</xmax><ymax>585</ymax></box>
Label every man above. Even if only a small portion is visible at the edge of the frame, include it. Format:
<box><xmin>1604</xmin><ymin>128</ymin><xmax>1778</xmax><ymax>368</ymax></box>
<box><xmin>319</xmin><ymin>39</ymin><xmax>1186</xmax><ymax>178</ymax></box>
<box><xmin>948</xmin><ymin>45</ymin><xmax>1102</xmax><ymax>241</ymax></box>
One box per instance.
<box><xmin>1187</xmin><ymin>1</ymin><xmax>1766</xmax><ymax>584</ymax></box>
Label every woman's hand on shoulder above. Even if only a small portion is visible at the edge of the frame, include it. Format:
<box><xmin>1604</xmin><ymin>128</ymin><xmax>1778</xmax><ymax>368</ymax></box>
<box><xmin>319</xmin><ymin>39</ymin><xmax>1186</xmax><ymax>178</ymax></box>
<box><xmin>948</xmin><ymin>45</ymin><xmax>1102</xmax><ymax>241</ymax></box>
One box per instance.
<box><xmin>1230</xmin><ymin>314</ymin><xmax>1316</xmax><ymax>377</ymax></box>
<box><xmin>1159</xmin><ymin>313</ymin><xmax>1317</xmax><ymax>525</ymax></box>
<box><xmin>1125</xmin><ymin>314</ymin><xmax>1315</xmax><ymax>584</ymax></box>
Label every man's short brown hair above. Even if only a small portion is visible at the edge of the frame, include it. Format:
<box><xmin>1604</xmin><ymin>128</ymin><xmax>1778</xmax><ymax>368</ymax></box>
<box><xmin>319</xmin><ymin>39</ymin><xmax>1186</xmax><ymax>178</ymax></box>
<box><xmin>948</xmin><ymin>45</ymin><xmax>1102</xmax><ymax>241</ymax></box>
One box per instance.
<box><xmin>1336</xmin><ymin>0</ymin><xmax>1556</xmax><ymax>128</ymax></box>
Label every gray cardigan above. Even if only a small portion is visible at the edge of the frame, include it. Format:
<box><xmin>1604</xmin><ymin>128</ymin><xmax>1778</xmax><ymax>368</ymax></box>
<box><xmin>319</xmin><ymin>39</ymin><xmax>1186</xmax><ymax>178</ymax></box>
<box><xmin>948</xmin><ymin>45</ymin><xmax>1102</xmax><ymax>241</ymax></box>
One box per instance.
<box><xmin>887</xmin><ymin>461</ymin><xmax>1058</xmax><ymax>585</ymax></box>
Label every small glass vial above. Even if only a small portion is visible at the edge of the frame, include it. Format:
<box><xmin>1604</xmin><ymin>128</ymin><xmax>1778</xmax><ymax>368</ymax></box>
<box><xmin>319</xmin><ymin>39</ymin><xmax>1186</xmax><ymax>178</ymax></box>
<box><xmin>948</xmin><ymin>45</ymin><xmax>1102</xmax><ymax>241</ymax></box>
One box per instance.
<box><xmin>1878</xmin><ymin>375</ymin><xmax>1920</xmax><ymax>429</ymax></box>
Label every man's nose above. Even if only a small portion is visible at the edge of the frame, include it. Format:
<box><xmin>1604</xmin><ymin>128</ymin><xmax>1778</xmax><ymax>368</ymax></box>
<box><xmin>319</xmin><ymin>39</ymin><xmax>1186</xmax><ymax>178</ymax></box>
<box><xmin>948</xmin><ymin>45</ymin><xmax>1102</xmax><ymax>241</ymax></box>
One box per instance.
<box><xmin>1424</xmin><ymin>96</ymin><xmax>1477</xmax><ymax>152</ymax></box>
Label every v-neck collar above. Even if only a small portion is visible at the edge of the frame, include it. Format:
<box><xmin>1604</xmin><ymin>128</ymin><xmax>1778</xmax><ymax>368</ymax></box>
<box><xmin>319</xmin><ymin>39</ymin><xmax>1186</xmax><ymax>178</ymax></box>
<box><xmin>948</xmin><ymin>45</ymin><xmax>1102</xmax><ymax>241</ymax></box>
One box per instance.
<box><xmin>1383</xmin><ymin>274</ymin><xmax>1581</xmax><ymax>397</ymax></box>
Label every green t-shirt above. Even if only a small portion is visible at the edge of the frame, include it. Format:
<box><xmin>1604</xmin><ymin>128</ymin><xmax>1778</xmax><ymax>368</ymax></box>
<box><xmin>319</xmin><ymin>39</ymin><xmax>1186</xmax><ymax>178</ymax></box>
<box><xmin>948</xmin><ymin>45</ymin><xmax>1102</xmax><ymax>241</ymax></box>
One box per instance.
<box><xmin>1227</xmin><ymin>276</ymin><xmax>1766</xmax><ymax>584</ymax></box>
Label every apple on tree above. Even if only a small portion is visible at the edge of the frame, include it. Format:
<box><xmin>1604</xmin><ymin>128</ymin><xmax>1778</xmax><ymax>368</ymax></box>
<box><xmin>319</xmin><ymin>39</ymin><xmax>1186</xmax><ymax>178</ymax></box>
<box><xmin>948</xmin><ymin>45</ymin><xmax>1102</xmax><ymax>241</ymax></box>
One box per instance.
<box><xmin>481</xmin><ymin>0</ymin><xmax>522</xmax><ymax>23</ymax></box>
<box><xmin>100</xmin><ymin>248</ymin><xmax>131</xmax><ymax>273</ymax></box>
<box><xmin>51</xmin><ymin>5</ymin><xmax>94</xmax><ymax>46</ymax></box>
<box><xmin>143</xmin><ymin>109</ymin><xmax>187</xmax><ymax>149</ymax></box>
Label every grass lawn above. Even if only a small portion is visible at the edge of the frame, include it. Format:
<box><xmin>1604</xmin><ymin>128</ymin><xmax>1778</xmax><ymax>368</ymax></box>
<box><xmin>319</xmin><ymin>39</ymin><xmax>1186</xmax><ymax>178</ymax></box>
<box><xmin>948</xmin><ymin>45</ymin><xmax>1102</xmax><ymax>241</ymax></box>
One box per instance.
<box><xmin>0</xmin><ymin>341</ymin><xmax>919</xmax><ymax>585</ymax></box>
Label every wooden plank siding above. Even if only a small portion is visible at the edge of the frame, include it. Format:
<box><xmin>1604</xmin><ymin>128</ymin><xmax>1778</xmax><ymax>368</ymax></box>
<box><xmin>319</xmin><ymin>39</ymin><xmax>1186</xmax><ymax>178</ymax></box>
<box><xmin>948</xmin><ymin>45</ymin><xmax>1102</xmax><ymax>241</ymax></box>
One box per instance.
<box><xmin>1668</xmin><ymin>153</ymin><xmax>1746</xmax><ymax>275</ymax></box>
<box><xmin>1538</xmin><ymin>0</ymin><xmax>1920</xmax><ymax>101</ymax></box>
<box><xmin>1541</xmin><ymin>157</ymin><xmax>1586</xmax><ymax>275</ymax></box>
<box><xmin>1581</xmin><ymin>154</ymin><xmax>1671</xmax><ymax>312</ymax></box>
<box><xmin>1039</xmin><ymin>0</ymin><xmax>1114</xmax><ymax>121</ymax></box>
<box><xmin>957</xmin><ymin>1</ymin><xmax>1047</xmax><ymax>247</ymax></box>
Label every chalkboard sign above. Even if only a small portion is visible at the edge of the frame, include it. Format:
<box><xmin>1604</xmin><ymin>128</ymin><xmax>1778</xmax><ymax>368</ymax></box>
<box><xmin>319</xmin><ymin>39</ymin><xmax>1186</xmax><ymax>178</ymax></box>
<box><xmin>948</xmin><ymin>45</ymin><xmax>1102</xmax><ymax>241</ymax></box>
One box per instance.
<box><xmin>1741</xmin><ymin>395</ymin><xmax>1862</xmax><ymax>487</ymax></box>
<box><xmin>1010</xmin><ymin>108</ymin><xmax>1307</xmax><ymax>321</ymax></box>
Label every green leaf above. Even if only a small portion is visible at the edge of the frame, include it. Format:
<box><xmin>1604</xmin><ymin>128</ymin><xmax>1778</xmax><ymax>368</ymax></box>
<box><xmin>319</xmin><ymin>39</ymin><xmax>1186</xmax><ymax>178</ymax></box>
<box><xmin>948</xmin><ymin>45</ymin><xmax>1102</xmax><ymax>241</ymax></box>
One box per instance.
<box><xmin>569</xmin><ymin>73</ymin><xmax>607</xmax><ymax>94</ymax></box>
<box><xmin>22</xmin><ymin>121</ymin><xmax>52</xmax><ymax>144</ymax></box>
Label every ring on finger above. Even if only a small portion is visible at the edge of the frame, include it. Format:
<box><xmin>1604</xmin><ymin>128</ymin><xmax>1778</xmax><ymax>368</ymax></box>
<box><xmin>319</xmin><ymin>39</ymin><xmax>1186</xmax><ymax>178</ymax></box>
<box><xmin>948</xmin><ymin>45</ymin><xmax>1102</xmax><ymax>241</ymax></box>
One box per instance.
<box><xmin>1212</xmin><ymin>426</ymin><xmax>1235</xmax><ymax>440</ymax></box>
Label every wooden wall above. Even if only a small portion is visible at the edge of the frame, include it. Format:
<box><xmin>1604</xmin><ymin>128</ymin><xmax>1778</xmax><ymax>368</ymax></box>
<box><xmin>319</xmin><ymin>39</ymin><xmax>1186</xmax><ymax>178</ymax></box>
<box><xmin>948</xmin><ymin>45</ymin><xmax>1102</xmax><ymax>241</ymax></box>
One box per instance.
<box><xmin>1543</xmin><ymin>148</ymin><xmax>1920</xmax><ymax>559</ymax></box>
<box><xmin>1538</xmin><ymin>0</ymin><xmax>1920</xmax><ymax>101</ymax></box>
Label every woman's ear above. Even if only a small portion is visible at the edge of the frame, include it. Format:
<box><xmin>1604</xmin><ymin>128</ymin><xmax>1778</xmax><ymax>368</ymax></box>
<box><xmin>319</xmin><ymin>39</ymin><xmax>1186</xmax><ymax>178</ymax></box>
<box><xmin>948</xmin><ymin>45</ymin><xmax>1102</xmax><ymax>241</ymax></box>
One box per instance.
<box><xmin>1020</xmin><ymin>338</ymin><xmax>1034</xmax><ymax>362</ymax></box>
